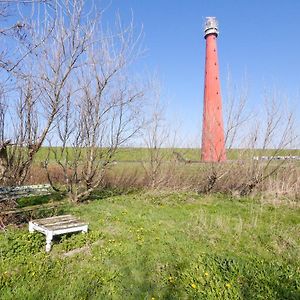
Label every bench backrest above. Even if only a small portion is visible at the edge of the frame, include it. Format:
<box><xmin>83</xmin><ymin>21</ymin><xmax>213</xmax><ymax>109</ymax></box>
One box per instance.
<box><xmin>0</xmin><ymin>184</ymin><xmax>52</xmax><ymax>201</ymax></box>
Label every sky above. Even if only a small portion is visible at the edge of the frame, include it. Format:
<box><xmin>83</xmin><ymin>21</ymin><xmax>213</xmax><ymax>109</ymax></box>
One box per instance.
<box><xmin>96</xmin><ymin>0</ymin><xmax>300</xmax><ymax>147</ymax></box>
<box><xmin>2</xmin><ymin>0</ymin><xmax>299</xmax><ymax>147</ymax></box>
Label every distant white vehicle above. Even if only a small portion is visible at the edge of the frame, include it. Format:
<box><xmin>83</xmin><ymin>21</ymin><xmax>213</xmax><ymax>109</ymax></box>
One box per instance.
<box><xmin>253</xmin><ymin>155</ymin><xmax>300</xmax><ymax>161</ymax></box>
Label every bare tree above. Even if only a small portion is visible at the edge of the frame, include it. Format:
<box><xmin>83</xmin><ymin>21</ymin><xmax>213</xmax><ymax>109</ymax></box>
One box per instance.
<box><xmin>0</xmin><ymin>0</ymin><xmax>97</xmax><ymax>185</ymax></box>
<box><xmin>142</xmin><ymin>94</ymin><xmax>169</xmax><ymax>188</ymax></box>
<box><xmin>0</xmin><ymin>0</ymin><xmax>51</xmax><ymax>74</ymax></box>
<box><xmin>44</xmin><ymin>12</ymin><xmax>146</xmax><ymax>202</ymax></box>
<box><xmin>224</xmin><ymin>73</ymin><xmax>252</xmax><ymax>151</ymax></box>
<box><xmin>0</xmin><ymin>0</ymin><xmax>50</xmax><ymax>183</ymax></box>
<box><xmin>235</xmin><ymin>90</ymin><xmax>298</xmax><ymax>196</ymax></box>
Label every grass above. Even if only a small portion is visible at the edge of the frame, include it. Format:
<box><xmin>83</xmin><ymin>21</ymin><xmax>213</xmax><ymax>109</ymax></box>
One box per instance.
<box><xmin>0</xmin><ymin>191</ymin><xmax>299</xmax><ymax>299</ymax></box>
<box><xmin>34</xmin><ymin>147</ymin><xmax>300</xmax><ymax>163</ymax></box>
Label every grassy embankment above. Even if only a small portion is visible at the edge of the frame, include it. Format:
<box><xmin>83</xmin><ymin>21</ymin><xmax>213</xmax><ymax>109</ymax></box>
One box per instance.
<box><xmin>1</xmin><ymin>192</ymin><xmax>299</xmax><ymax>299</ymax></box>
<box><xmin>34</xmin><ymin>147</ymin><xmax>300</xmax><ymax>163</ymax></box>
<box><xmin>28</xmin><ymin>147</ymin><xmax>300</xmax><ymax>186</ymax></box>
<box><xmin>27</xmin><ymin>147</ymin><xmax>300</xmax><ymax>193</ymax></box>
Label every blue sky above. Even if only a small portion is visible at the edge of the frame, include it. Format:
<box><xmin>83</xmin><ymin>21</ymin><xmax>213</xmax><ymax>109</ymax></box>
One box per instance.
<box><xmin>97</xmin><ymin>0</ymin><xmax>300</xmax><ymax>146</ymax></box>
<box><xmin>4</xmin><ymin>0</ymin><xmax>299</xmax><ymax>147</ymax></box>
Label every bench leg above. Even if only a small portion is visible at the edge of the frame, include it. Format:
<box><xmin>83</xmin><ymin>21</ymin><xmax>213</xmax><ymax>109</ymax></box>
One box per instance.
<box><xmin>82</xmin><ymin>225</ymin><xmax>88</xmax><ymax>233</ymax></box>
<box><xmin>46</xmin><ymin>233</ymin><xmax>53</xmax><ymax>252</ymax></box>
<box><xmin>29</xmin><ymin>222</ymin><xmax>35</xmax><ymax>233</ymax></box>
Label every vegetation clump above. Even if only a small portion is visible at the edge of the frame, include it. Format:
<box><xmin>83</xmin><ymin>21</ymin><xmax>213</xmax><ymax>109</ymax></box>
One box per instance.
<box><xmin>1</xmin><ymin>192</ymin><xmax>299</xmax><ymax>299</ymax></box>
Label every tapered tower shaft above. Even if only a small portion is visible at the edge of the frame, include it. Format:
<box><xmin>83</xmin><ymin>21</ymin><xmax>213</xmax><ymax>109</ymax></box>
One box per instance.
<box><xmin>201</xmin><ymin>17</ymin><xmax>226</xmax><ymax>162</ymax></box>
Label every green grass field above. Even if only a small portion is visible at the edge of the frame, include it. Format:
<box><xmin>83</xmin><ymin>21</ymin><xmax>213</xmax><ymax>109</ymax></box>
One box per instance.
<box><xmin>1</xmin><ymin>191</ymin><xmax>299</xmax><ymax>299</ymax></box>
<box><xmin>34</xmin><ymin>147</ymin><xmax>300</xmax><ymax>163</ymax></box>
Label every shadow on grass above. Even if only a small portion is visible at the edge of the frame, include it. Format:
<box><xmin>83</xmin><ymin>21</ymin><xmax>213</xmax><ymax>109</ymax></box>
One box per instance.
<box><xmin>17</xmin><ymin>192</ymin><xmax>65</xmax><ymax>208</ymax></box>
<box><xmin>120</xmin><ymin>248</ymin><xmax>300</xmax><ymax>299</ymax></box>
<box><xmin>89</xmin><ymin>188</ymin><xmax>140</xmax><ymax>201</ymax></box>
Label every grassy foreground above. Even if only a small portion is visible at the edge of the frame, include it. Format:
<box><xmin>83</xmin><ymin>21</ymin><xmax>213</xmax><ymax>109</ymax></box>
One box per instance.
<box><xmin>1</xmin><ymin>192</ymin><xmax>299</xmax><ymax>299</ymax></box>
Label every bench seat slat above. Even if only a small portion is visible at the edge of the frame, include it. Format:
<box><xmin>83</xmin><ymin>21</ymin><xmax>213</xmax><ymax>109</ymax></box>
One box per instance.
<box><xmin>32</xmin><ymin>215</ymin><xmax>73</xmax><ymax>223</ymax></box>
<box><xmin>34</xmin><ymin>217</ymin><xmax>76</xmax><ymax>226</ymax></box>
<box><xmin>47</xmin><ymin>222</ymin><xmax>87</xmax><ymax>231</ymax></box>
<box><xmin>34</xmin><ymin>219</ymin><xmax>83</xmax><ymax>228</ymax></box>
<box><xmin>33</xmin><ymin>219</ymin><xmax>78</xmax><ymax>227</ymax></box>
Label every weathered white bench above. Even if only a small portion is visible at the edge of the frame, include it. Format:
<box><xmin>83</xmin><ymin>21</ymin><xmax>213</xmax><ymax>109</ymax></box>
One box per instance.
<box><xmin>29</xmin><ymin>215</ymin><xmax>88</xmax><ymax>252</ymax></box>
<box><xmin>0</xmin><ymin>184</ymin><xmax>52</xmax><ymax>202</ymax></box>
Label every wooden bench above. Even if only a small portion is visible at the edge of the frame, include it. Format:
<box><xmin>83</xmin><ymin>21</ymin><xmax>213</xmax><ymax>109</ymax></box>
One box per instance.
<box><xmin>29</xmin><ymin>215</ymin><xmax>88</xmax><ymax>252</ymax></box>
<box><xmin>0</xmin><ymin>184</ymin><xmax>56</xmax><ymax>229</ymax></box>
<box><xmin>0</xmin><ymin>184</ymin><xmax>52</xmax><ymax>202</ymax></box>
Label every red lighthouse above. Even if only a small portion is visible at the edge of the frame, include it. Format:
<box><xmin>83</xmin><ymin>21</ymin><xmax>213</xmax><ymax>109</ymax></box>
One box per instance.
<box><xmin>201</xmin><ymin>17</ymin><xmax>226</xmax><ymax>162</ymax></box>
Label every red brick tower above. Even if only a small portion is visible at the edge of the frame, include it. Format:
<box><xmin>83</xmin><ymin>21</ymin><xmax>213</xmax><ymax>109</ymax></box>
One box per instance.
<box><xmin>201</xmin><ymin>17</ymin><xmax>226</xmax><ymax>162</ymax></box>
